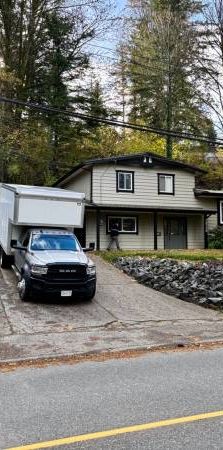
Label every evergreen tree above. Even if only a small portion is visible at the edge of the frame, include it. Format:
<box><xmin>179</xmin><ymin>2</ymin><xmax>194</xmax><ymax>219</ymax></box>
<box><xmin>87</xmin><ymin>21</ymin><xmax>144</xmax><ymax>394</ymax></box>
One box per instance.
<box><xmin>119</xmin><ymin>0</ymin><xmax>211</xmax><ymax>158</ymax></box>
<box><xmin>84</xmin><ymin>79</ymin><xmax>109</xmax><ymax>130</ymax></box>
<box><xmin>0</xmin><ymin>0</ymin><xmax>112</xmax><ymax>182</ymax></box>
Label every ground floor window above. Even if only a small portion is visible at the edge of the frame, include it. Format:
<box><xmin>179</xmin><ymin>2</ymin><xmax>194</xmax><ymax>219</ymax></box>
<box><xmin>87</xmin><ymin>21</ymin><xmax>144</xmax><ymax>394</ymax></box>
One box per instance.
<box><xmin>107</xmin><ymin>216</ymin><xmax>138</xmax><ymax>233</ymax></box>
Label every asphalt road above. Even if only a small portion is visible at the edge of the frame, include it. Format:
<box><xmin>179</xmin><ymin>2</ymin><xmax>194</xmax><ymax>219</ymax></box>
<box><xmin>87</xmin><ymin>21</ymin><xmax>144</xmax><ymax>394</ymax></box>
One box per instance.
<box><xmin>1</xmin><ymin>348</ymin><xmax>223</xmax><ymax>450</ymax></box>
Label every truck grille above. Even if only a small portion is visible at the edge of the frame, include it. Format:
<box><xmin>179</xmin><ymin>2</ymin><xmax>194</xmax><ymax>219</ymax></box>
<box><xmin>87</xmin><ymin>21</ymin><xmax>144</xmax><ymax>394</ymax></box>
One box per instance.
<box><xmin>46</xmin><ymin>264</ymin><xmax>87</xmax><ymax>280</ymax></box>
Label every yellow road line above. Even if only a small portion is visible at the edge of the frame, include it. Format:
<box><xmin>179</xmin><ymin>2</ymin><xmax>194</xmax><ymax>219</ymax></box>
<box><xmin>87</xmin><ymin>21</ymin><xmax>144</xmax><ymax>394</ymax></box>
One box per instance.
<box><xmin>6</xmin><ymin>410</ymin><xmax>223</xmax><ymax>450</ymax></box>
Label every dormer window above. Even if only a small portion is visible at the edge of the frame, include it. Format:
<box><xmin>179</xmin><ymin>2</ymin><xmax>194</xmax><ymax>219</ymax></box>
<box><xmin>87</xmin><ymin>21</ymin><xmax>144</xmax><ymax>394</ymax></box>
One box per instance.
<box><xmin>116</xmin><ymin>171</ymin><xmax>134</xmax><ymax>193</ymax></box>
<box><xmin>158</xmin><ymin>173</ymin><xmax>175</xmax><ymax>195</ymax></box>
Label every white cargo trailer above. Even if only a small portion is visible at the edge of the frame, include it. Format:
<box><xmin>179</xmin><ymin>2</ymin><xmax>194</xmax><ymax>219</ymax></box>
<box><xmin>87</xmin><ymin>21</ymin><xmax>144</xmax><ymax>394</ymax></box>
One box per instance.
<box><xmin>0</xmin><ymin>184</ymin><xmax>85</xmax><ymax>258</ymax></box>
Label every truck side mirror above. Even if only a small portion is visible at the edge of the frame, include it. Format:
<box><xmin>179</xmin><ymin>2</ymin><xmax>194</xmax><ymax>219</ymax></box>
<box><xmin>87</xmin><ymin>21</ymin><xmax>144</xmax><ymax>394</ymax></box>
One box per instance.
<box><xmin>83</xmin><ymin>242</ymin><xmax>95</xmax><ymax>252</ymax></box>
<box><xmin>11</xmin><ymin>240</ymin><xmax>27</xmax><ymax>251</ymax></box>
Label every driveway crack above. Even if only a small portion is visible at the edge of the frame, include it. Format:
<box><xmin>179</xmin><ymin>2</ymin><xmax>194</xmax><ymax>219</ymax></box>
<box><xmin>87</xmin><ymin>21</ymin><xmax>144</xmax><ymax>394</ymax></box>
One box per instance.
<box><xmin>0</xmin><ymin>300</ymin><xmax>14</xmax><ymax>335</ymax></box>
<box><xmin>93</xmin><ymin>298</ymin><xmax>124</xmax><ymax>324</ymax></box>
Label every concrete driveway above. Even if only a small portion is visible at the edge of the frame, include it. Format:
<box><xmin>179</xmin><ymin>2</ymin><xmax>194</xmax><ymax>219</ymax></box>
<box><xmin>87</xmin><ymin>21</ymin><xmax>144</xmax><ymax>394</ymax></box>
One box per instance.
<box><xmin>1</xmin><ymin>255</ymin><xmax>223</xmax><ymax>362</ymax></box>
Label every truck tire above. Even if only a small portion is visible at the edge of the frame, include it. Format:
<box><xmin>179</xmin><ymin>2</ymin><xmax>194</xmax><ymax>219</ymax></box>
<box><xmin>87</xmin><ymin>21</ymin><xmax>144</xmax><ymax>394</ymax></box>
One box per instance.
<box><xmin>0</xmin><ymin>249</ymin><xmax>13</xmax><ymax>269</ymax></box>
<box><xmin>18</xmin><ymin>276</ymin><xmax>32</xmax><ymax>302</ymax></box>
<box><xmin>84</xmin><ymin>285</ymin><xmax>96</xmax><ymax>302</ymax></box>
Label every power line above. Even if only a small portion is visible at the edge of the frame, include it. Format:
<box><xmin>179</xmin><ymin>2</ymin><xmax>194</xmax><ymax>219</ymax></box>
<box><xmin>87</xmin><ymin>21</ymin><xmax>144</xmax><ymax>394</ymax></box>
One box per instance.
<box><xmin>47</xmin><ymin>1</ymin><xmax>100</xmax><ymax>10</ymax></box>
<box><xmin>90</xmin><ymin>51</ymin><xmax>166</xmax><ymax>74</ymax></box>
<box><xmin>0</xmin><ymin>96</ymin><xmax>222</xmax><ymax>146</ymax></box>
<box><xmin>88</xmin><ymin>43</ymin><xmax>193</xmax><ymax>76</ymax></box>
<box><xmin>88</xmin><ymin>42</ymin><xmax>162</xmax><ymax>64</ymax></box>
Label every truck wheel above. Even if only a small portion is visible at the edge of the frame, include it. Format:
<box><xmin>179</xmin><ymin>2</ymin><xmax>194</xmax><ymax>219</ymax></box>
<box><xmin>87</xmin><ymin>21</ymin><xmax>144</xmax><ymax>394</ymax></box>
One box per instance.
<box><xmin>18</xmin><ymin>276</ymin><xmax>31</xmax><ymax>302</ymax></box>
<box><xmin>0</xmin><ymin>249</ymin><xmax>13</xmax><ymax>269</ymax></box>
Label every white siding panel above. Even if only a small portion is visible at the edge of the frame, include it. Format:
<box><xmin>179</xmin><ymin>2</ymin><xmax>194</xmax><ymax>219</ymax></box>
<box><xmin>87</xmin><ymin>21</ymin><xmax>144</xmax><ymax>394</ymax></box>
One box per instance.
<box><xmin>207</xmin><ymin>214</ymin><xmax>218</xmax><ymax>231</ymax></box>
<box><xmin>93</xmin><ymin>165</ymin><xmax>216</xmax><ymax>210</ymax></box>
<box><xmin>187</xmin><ymin>215</ymin><xmax>204</xmax><ymax>249</ymax></box>
<box><xmin>94</xmin><ymin>212</ymin><xmax>154</xmax><ymax>250</ymax></box>
<box><xmin>85</xmin><ymin>211</ymin><xmax>206</xmax><ymax>250</ymax></box>
<box><xmin>64</xmin><ymin>171</ymin><xmax>91</xmax><ymax>201</ymax></box>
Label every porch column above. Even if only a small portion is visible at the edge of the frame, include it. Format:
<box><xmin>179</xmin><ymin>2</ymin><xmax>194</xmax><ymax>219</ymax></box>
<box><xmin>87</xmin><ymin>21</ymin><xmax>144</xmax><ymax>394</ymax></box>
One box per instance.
<box><xmin>154</xmin><ymin>212</ymin><xmax>158</xmax><ymax>250</ymax></box>
<box><xmin>96</xmin><ymin>209</ymin><xmax>101</xmax><ymax>251</ymax></box>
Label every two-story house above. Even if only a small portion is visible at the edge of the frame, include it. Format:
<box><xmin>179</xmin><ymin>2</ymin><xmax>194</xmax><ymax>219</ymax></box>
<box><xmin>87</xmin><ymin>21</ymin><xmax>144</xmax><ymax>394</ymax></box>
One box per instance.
<box><xmin>54</xmin><ymin>152</ymin><xmax>223</xmax><ymax>250</ymax></box>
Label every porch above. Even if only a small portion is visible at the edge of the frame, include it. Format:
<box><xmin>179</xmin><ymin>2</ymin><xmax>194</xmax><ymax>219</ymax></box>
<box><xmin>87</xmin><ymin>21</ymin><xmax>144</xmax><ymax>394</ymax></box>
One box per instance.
<box><xmin>77</xmin><ymin>206</ymin><xmax>216</xmax><ymax>251</ymax></box>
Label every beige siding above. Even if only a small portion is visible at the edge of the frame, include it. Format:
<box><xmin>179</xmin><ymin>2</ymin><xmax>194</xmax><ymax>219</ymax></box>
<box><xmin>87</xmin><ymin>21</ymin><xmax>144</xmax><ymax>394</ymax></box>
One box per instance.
<box><xmin>187</xmin><ymin>215</ymin><xmax>204</xmax><ymax>249</ymax></box>
<box><xmin>85</xmin><ymin>211</ymin><xmax>205</xmax><ymax>250</ymax></box>
<box><xmin>86</xmin><ymin>212</ymin><xmax>154</xmax><ymax>250</ymax></box>
<box><xmin>64</xmin><ymin>170</ymin><xmax>91</xmax><ymax>201</ymax></box>
<box><xmin>92</xmin><ymin>164</ymin><xmax>216</xmax><ymax>210</ymax></box>
<box><xmin>100</xmin><ymin>212</ymin><xmax>154</xmax><ymax>250</ymax></box>
<box><xmin>207</xmin><ymin>214</ymin><xmax>218</xmax><ymax>231</ymax></box>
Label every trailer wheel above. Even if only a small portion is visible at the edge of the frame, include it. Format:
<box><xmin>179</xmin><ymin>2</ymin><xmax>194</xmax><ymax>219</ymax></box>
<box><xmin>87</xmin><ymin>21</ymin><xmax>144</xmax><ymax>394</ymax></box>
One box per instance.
<box><xmin>18</xmin><ymin>276</ymin><xmax>31</xmax><ymax>302</ymax></box>
<box><xmin>0</xmin><ymin>249</ymin><xmax>13</xmax><ymax>269</ymax></box>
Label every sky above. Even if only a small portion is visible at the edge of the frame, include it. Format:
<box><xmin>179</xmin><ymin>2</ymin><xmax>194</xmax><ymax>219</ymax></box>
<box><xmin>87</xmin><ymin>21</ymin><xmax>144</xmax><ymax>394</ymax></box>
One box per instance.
<box><xmin>81</xmin><ymin>0</ymin><xmax>128</xmax><ymax>106</ymax></box>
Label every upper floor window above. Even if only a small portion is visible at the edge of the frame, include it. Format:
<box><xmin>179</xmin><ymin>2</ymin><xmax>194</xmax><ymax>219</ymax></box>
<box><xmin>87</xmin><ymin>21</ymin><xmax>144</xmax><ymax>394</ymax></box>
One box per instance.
<box><xmin>158</xmin><ymin>174</ymin><xmax>175</xmax><ymax>195</ymax></box>
<box><xmin>116</xmin><ymin>171</ymin><xmax>134</xmax><ymax>192</ymax></box>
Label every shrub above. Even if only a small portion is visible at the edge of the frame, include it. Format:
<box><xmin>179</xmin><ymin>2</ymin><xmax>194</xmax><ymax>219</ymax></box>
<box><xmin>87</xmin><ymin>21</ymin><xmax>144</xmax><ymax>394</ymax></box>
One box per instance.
<box><xmin>208</xmin><ymin>227</ymin><xmax>223</xmax><ymax>249</ymax></box>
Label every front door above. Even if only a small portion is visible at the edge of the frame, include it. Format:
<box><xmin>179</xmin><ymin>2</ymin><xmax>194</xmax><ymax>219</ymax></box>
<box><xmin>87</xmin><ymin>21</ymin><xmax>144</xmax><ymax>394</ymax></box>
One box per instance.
<box><xmin>164</xmin><ymin>217</ymin><xmax>187</xmax><ymax>249</ymax></box>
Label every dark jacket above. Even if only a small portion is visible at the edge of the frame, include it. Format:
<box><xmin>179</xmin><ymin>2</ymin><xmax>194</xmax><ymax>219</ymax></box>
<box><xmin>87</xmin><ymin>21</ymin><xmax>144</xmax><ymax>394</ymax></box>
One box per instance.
<box><xmin>110</xmin><ymin>226</ymin><xmax>119</xmax><ymax>237</ymax></box>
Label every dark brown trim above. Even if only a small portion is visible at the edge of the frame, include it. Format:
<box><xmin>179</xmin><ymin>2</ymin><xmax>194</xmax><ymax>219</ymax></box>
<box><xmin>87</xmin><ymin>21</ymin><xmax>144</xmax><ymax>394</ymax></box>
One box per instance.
<box><xmin>96</xmin><ymin>209</ymin><xmax>101</xmax><ymax>251</ymax></box>
<box><xmin>116</xmin><ymin>170</ymin><xmax>135</xmax><ymax>193</ymax></box>
<box><xmin>154</xmin><ymin>212</ymin><xmax>158</xmax><ymax>250</ymax></box>
<box><xmin>195</xmin><ymin>190</ymin><xmax>223</xmax><ymax>198</ymax></box>
<box><xmin>86</xmin><ymin>205</ymin><xmax>217</xmax><ymax>215</ymax></box>
<box><xmin>106</xmin><ymin>215</ymin><xmax>139</xmax><ymax>234</ymax></box>
<box><xmin>158</xmin><ymin>173</ymin><xmax>175</xmax><ymax>195</ymax></box>
<box><xmin>54</xmin><ymin>151</ymin><xmax>206</xmax><ymax>187</ymax></box>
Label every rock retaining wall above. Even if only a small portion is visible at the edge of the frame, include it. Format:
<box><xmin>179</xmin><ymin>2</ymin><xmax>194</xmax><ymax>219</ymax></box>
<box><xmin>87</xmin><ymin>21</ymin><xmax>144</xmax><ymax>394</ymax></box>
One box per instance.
<box><xmin>114</xmin><ymin>257</ymin><xmax>223</xmax><ymax>308</ymax></box>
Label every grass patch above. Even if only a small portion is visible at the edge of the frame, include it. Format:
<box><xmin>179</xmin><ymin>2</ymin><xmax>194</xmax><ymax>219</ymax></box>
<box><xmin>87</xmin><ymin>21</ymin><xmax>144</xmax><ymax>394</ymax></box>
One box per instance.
<box><xmin>96</xmin><ymin>249</ymin><xmax>223</xmax><ymax>263</ymax></box>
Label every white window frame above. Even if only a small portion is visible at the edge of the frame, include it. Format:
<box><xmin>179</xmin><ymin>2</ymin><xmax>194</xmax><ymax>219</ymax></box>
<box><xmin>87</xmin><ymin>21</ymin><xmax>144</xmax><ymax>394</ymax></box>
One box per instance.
<box><xmin>107</xmin><ymin>216</ymin><xmax>137</xmax><ymax>233</ymax></box>
<box><xmin>117</xmin><ymin>171</ymin><xmax>134</xmax><ymax>192</ymax></box>
<box><xmin>219</xmin><ymin>200</ymin><xmax>223</xmax><ymax>225</ymax></box>
<box><xmin>158</xmin><ymin>174</ymin><xmax>175</xmax><ymax>195</ymax></box>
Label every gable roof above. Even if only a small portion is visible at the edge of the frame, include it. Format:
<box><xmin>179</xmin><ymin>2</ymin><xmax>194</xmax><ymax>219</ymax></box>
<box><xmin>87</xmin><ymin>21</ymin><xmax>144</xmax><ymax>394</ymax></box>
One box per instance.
<box><xmin>54</xmin><ymin>151</ymin><xmax>206</xmax><ymax>187</ymax></box>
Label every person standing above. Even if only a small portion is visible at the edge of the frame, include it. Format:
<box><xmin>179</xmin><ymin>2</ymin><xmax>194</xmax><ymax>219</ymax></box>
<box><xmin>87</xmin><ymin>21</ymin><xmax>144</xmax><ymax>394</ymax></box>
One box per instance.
<box><xmin>107</xmin><ymin>222</ymin><xmax>121</xmax><ymax>250</ymax></box>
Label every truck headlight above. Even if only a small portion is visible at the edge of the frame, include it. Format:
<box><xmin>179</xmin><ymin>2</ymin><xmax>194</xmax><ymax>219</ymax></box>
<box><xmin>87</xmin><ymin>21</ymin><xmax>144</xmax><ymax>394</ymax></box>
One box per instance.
<box><xmin>31</xmin><ymin>265</ymin><xmax>48</xmax><ymax>275</ymax></box>
<box><xmin>86</xmin><ymin>265</ymin><xmax>96</xmax><ymax>276</ymax></box>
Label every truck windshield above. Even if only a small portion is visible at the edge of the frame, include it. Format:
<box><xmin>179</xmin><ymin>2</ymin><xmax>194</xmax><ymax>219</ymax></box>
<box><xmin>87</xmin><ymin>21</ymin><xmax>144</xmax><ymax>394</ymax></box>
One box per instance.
<box><xmin>30</xmin><ymin>234</ymin><xmax>80</xmax><ymax>251</ymax></box>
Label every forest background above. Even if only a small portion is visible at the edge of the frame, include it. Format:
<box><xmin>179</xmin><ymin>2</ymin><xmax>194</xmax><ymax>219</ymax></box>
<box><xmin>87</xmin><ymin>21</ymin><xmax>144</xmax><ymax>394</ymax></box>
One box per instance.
<box><xmin>0</xmin><ymin>0</ymin><xmax>223</xmax><ymax>188</ymax></box>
